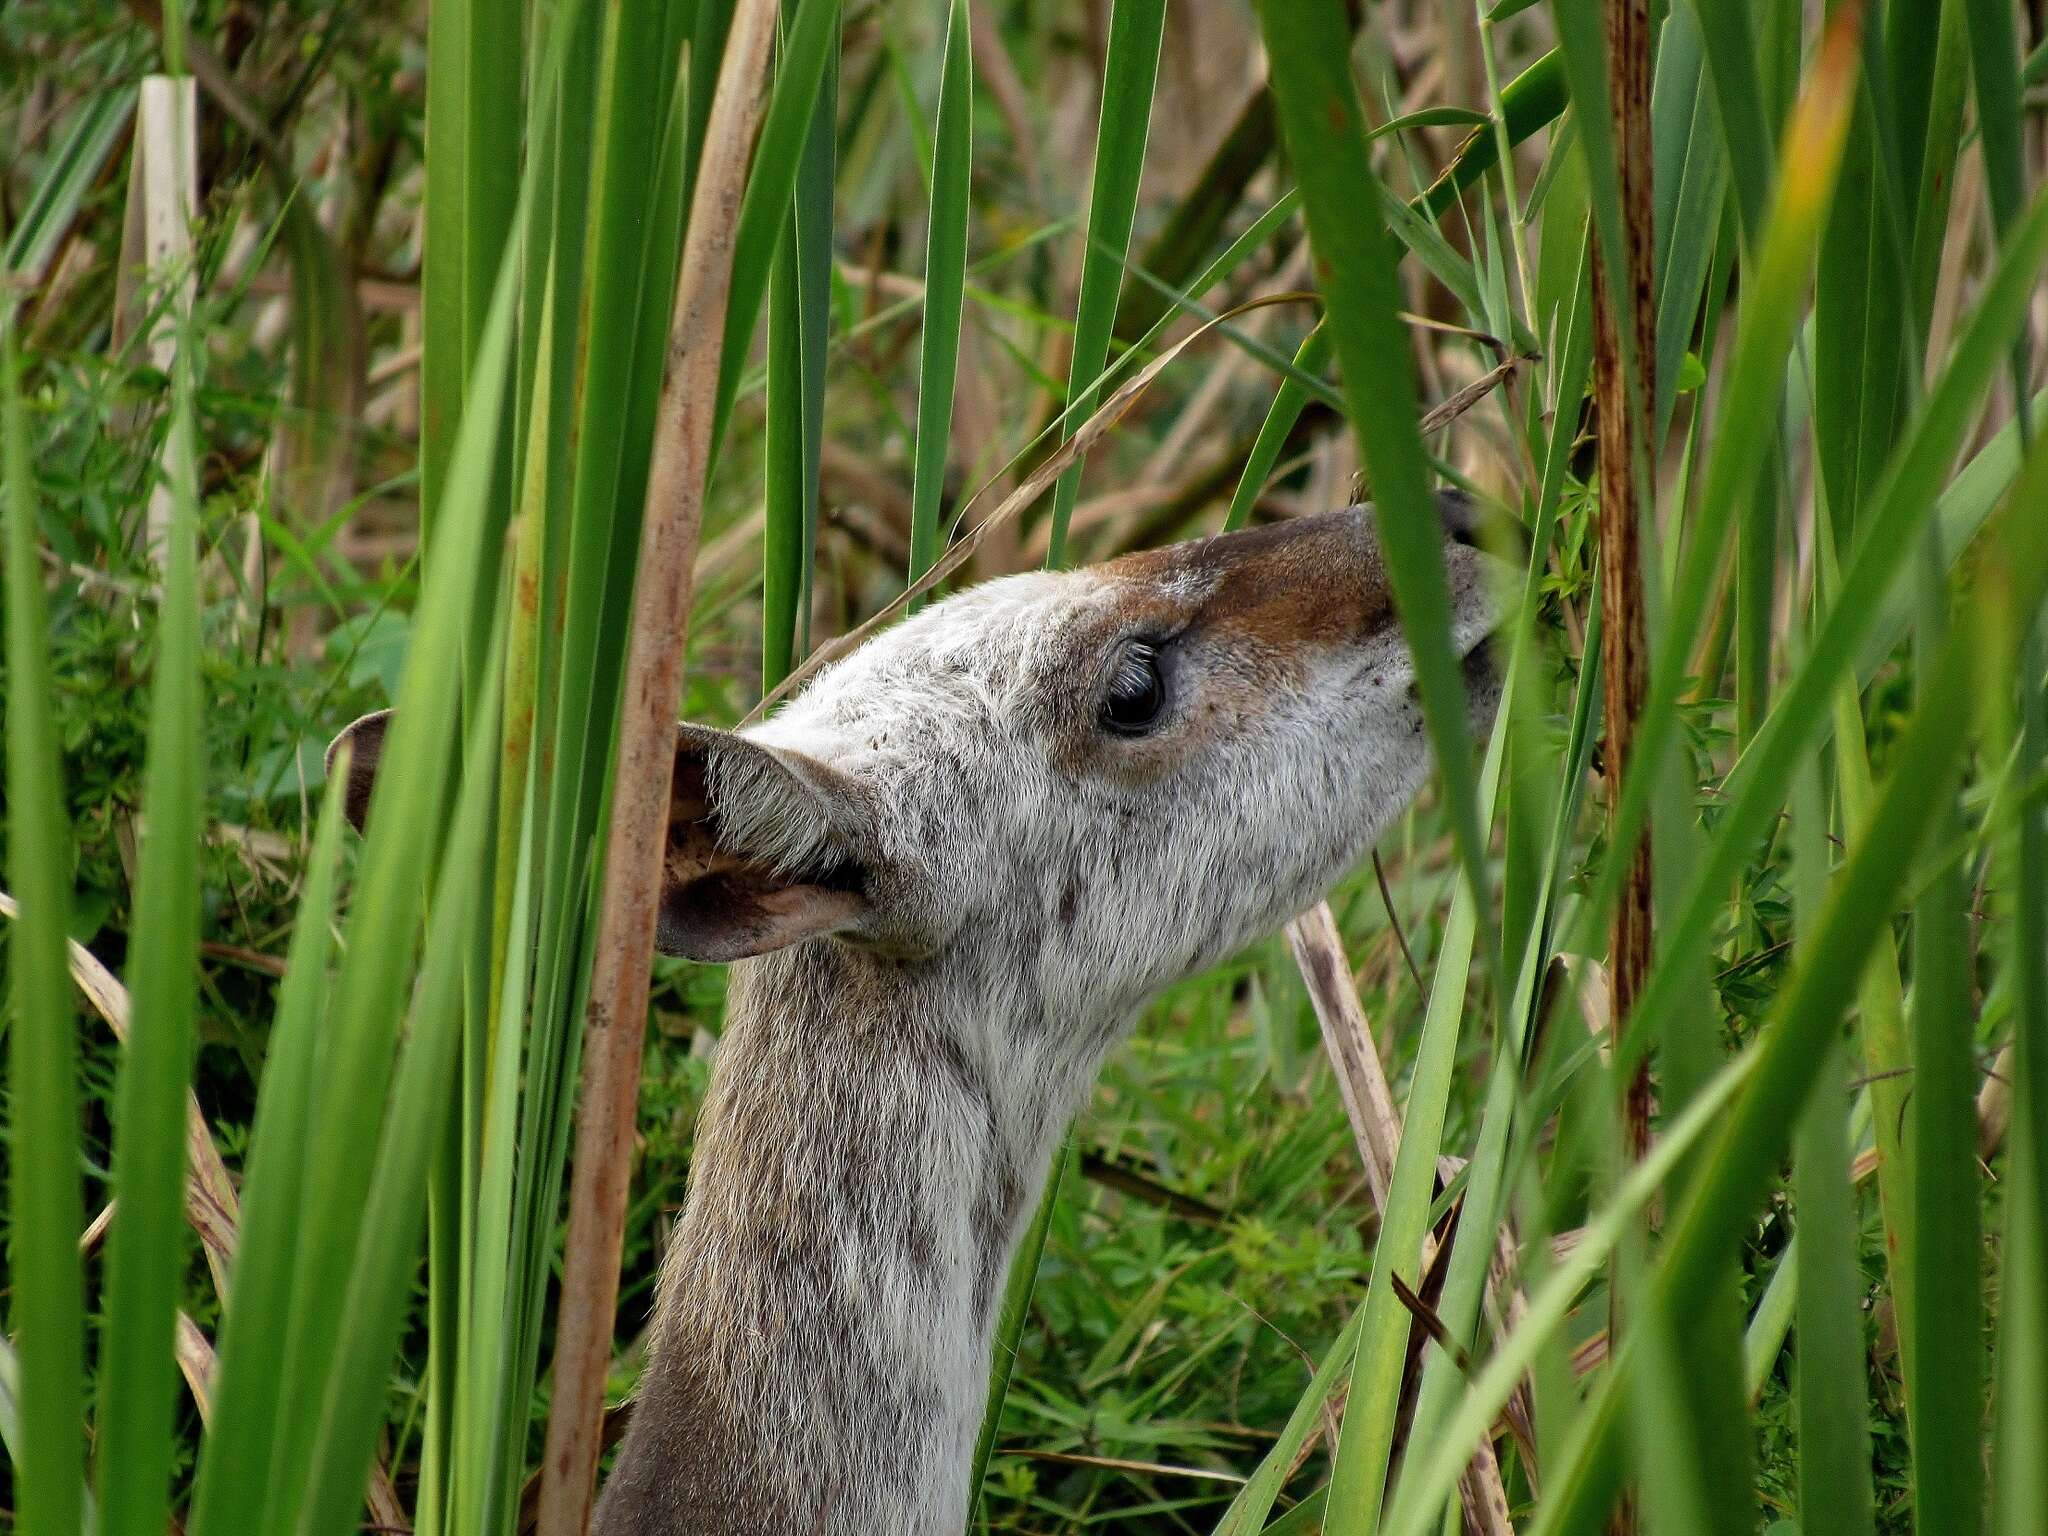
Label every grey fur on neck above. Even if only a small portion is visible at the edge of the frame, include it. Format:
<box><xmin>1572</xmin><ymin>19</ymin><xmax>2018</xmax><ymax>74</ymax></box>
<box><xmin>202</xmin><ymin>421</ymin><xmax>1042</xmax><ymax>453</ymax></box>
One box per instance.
<box><xmin>593</xmin><ymin>939</ymin><xmax>1089</xmax><ymax>1536</ymax></box>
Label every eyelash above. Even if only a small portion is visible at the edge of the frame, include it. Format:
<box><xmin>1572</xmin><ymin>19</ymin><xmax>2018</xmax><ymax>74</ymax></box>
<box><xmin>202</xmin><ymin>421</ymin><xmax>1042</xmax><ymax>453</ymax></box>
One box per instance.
<box><xmin>1109</xmin><ymin>645</ymin><xmax>1156</xmax><ymax>697</ymax></box>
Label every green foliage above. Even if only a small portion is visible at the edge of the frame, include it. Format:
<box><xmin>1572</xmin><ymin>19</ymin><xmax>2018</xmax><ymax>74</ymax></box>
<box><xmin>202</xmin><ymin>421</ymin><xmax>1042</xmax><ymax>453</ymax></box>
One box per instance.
<box><xmin>4</xmin><ymin>1</ymin><xmax>2047</xmax><ymax>1534</ymax></box>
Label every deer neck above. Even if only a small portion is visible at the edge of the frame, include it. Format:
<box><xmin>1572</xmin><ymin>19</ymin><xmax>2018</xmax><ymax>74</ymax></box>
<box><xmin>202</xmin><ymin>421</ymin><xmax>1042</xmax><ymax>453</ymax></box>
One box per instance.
<box><xmin>594</xmin><ymin>936</ymin><xmax>1096</xmax><ymax>1536</ymax></box>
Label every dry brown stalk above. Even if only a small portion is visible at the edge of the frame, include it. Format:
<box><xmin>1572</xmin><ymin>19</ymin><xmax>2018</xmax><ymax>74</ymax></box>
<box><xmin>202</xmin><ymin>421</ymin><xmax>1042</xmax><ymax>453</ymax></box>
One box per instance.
<box><xmin>534</xmin><ymin>7</ymin><xmax>780</xmax><ymax>1533</ymax></box>
<box><xmin>1591</xmin><ymin>4</ymin><xmax>1656</xmax><ymax>1532</ymax></box>
<box><xmin>1285</xmin><ymin>902</ymin><xmax>1402</xmax><ymax>1208</ymax></box>
<box><xmin>1285</xmin><ymin>904</ymin><xmax>1516</xmax><ymax>1533</ymax></box>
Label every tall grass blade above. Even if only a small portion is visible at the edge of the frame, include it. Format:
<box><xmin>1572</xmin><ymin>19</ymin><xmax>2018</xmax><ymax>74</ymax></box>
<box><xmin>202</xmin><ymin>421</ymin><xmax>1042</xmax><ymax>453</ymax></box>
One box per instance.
<box><xmin>907</xmin><ymin>0</ymin><xmax>973</xmax><ymax>605</ymax></box>
<box><xmin>1961</xmin><ymin>0</ymin><xmax>2033</xmax><ymax>417</ymax></box>
<box><xmin>1679</xmin><ymin>0</ymin><xmax>1771</xmax><ymax>242</ymax></box>
<box><xmin>1989</xmin><ymin>607</ymin><xmax>2046</xmax><ymax>1534</ymax></box>
<box><xmin>297</xmin><ymin>625</ymin><xmax>507</xmax><ymax>1536</ymax></box>
<box><xmin>1904</xmin><ymin>4</ymin><xmax>1971</xmax><ymax>333</ymax></box>
<box><xmin>1609</xmin><ymin>181</ymin><xmax>2048</xmax><ymax>1092</ymax></box>
<box><xmin>1324</xmin><ymin>815</ymin><xmax>1487</xmax><ymax>1533</ymax></box>
<box><xmin>1649</xmin><ymin>4</ymin><xmax>1726</xmax><ymax>441</ymax></box>
<box><xmin>1223</xmin><ymin>325</ymin><xmax>1327</xmax><ymax>532</ymax></box>
<box><xmin>1813</xmin><ymin>41</ymin><xmax>1906</xmax><ymax>546</ymax></box>
<box><xmin>1995</xmin><ymin>1117</ymin><xmax>2048</xmax><ymax>1535</ymax></box>
<box><xmin>186</xmin><ymin>781</ymin><xmax>350</xmax><ymax>1535</ymax></box>
<box><xmin>1961</xmin><ymin>0</ymin><xmax>2027</xmax><ymax>238</ymax></box>
<box><xmin>966</xmin><ymin>1136</ymin><xmax>1071</xmax><ymax>1526</ymax></box>
<box><xmin>1406</xmin><ymin>243</ymin><xmax>1596</xmax><ymax>1489</ymax></box>
<box><xmin>2</xmin><ymin>89</ymin><xmax>135</xmax><ymax>303</ymax></box>
<box><xmin>762</xmin><ymin>0</ymin><xmax>838</xmax><ymax>684</ymax></box>
<box><xmin>419</xmin><ymin>0</ymin><xmax>521</xmax><ymax>546</ymax></box>
<box><xmin>95</xmin><ymin>344</ymin><xmax>204</xmax><ymax>1536</ymax></box>
<box><xmin>1209</xmin><ymin>1308</ymin><xmax>1366</xmax><ymax>1535</ymax></box>
<box><xmin>1821</xmin><ymin>532</ymin><xmax>1919</xmax><ymax>1382</ymax></box>
<box><xmin>1042</xmin><ymin>0</ymin><xmax>1167</xmax><ymax>568</ymax></box>
<box><xmin>539</xmin><ymin>6</ymin><xmax>779</xmax><ymax>1523</ymax></box>
<box><xmin>710</xmin><ymin>0</ymin><xmax>841</xmax><ymax>467</ymax></box>
<box><xmin>1908</xmin><ymin>533</ymin><xmax>1984</xmax><ymax>1533</ymax></box>
<box><xmin>1254</xmin><ymin>0</ymin><xmax>1491</xmax><ymax>955</ymax></box>
<box><xmin>1790</xmin><ymin>763</ymin><xmax>1875</xmax><ymax>1536</ymax></box>
<box><xmin>1528</xmin><ymin>440</ymin><xmax>2048</xmax><ymax>1535</ymax></box>
<box><xmin>1382</xmin><ymin>1047</ymin><xmax>1762</xmax><ymax>1536</ymax></box>
<box><xmin>2</xmin><ymin>290</ymin><xmax>86</xmax><ymax>1536</ymax></box>
<box><xmin>1415</xmin><ymin>48</ymin><xmax>1568</xmax><ymax>219</ymax></box>
<box><xmin>1632</xmin><ymin>1297</ymin><xmax>1722</xmax><ymax>1536</ymax></box>
<box><xmin>255</xmin><ymin>242</ymin><xmax>521</xmax><ymax>1536</ymax></box>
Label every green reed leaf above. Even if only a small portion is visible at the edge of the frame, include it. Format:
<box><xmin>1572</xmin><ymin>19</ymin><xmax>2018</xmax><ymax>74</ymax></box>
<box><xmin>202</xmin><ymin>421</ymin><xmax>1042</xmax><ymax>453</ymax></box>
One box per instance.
<box><xmin>908</xmin><ymin>0</ymin><xmax>973</xmax><ymax>607</ymax></box>
<box><xmin>1043</xmin><ymin>0</ymin><xmax>1167</xmax><ymax>568</ymax></box>
<box><xmin>2</xmin><ymin>285</ymin><xmax>86</xmax><ymax>1536</ymax></box>
<box><xmin>96</xmin><ymin>346</ymin><xmax>205</xmax><ymax>1536</ymax></box>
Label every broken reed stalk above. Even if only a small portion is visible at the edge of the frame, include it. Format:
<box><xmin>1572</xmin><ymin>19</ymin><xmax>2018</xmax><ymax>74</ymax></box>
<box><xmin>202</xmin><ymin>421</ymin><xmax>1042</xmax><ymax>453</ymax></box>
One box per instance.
<box><xmin>1283</xmin><ymin>903</ymin><xmax>1517</xmax><ymax>1535</ymax></box>
<box><xmin>534</xmin><ymin>6</ymin><xmax>779</xmax><ymax>1533</ymax></box>
<box><xmin>117</xmin><ymin>74</ymin><xmax>197</xmax><ymax>567</ymax></box>
<box><xmin>1593</xmin><ymin>2</ymin><xmax>1655</xmax><ymax>1532</ymax></box>
<box><xmin>1285</xmin><ymin>903</ymin><xmax>1400</xmax><ymax>1206</ymax></box>
<box><xmin>1593</xmin><ymin>0</ymin><xmax>1656</xmax><ymax>1166</ymax></box>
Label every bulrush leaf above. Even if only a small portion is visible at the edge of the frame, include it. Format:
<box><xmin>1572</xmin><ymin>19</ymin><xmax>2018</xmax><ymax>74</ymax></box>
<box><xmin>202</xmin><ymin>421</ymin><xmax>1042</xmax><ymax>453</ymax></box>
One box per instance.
<box><xmin>1223</xmin><ymin>325</ymin><xmax>1328</xmax><ymax>533</ymax></box>
<box><xmin>907</xmin><ymin>0</ymin><xmax>972</xmax><ymax>608</ymax></box>
<box><xmin>1607</xmin><ymin>183</ymin><xmax>2048</xmax><ymax>1092</ymax></box>
<box><xmin>1990</xmin><ymin>610</ymin><xmax>2048</xmax><ymax>1533</ymax></box>
<box><xmin>3</xmin><ymin>290</ymin><xmax>87</xmax><ymax>1536</ymax></box>
<box><xmin>711</xmin><ymin>0</ymin><xmax>842</xmax><ymax>467</ymax></box>
<box><xmin>253</xmin><ymin>231</ymin><xmax>522</xmax><ymax>1536</ymax></box>
<box><xmin>1043</xmin><ymin>0</ymin><xmax>1167</xmax><ymax>568</ymax></box>
<box><xmin>295</xmin><ymin>623</ymin><xmax>509</xmax><ymax>1536</ymax></box>
<box><xmin>1907</xmin><ymin>534</ymin><xmax>1983</xmax><ymax>1535</ymax></box>
<box><xmin>1522</xmin><ymin>439</ymin><xmax>2048</xmax><ymax>1536</ymax></box>
<box><xmin>1791</xmin><ymin>764</ymin><xmax>1875</xmax><ymax>1536</ymax></box>
<box><xmin>1254</xmin><ymin>0</ymin><xmax>1493</xmax><ymax>989</ymax></box>
<box><xmin>761</xmin><ymin>0</ymin><xmax>837</xmax><ymax>684</ymax></box>
<box><xmin>96</xmin><ymin>347</ymin><xmax>204</xmax><ymax>1536</ymax></box>
<box><xmin>187</xmin><ymin>752</ymin><xmax>350</xmax><ymax>1536</ymax></box>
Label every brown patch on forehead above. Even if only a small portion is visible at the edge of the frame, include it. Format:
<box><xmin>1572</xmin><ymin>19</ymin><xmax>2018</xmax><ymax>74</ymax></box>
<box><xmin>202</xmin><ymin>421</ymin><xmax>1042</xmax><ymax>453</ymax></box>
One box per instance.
<box><xmin>1104</xmin><ymin>509</ymin><xmax>1396</xmax><ymax>654</ymax></box>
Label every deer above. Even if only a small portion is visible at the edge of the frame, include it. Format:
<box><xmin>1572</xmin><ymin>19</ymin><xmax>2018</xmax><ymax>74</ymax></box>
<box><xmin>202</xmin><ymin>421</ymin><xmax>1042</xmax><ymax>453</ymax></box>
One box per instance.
<box><xmin>328</xmin><ymin>492</ymin><xmax>1505</xmax><ymax>1536</ymax></box>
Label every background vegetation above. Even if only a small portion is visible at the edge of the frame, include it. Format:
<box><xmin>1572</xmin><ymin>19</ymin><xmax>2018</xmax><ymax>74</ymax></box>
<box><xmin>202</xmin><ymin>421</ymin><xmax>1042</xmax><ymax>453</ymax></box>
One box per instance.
<box><xmin>3</xmin><ymin>0</ymin><xmax>2046</xmax><ymax>1533</ymax></box>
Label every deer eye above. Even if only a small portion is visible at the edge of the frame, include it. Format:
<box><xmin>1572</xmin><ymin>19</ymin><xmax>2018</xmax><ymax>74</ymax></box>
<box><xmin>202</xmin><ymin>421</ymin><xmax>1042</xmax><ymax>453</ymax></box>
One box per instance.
<box><xmin>1101</xmin><ymin>642</ymin><xmax>1167</xmax><ymax>736</ymax></box>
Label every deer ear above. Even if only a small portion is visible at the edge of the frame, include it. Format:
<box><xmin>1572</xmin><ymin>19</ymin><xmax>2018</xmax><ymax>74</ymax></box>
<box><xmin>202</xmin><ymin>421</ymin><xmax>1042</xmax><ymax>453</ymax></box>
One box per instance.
<box><xmin>325</xmin><ymin>710</ymin><xmax>393</xmax><ymax>833</ymax></box>
<box><xmin>658</xmin><ymin>725</ymin><xmax>873</xmax><ymax>962</ymax></box>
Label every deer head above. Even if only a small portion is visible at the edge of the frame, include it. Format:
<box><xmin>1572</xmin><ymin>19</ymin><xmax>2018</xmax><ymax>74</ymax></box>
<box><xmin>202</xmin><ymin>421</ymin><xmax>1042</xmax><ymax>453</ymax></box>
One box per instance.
<box><xmin>333</xmin><ymin>494</ymin><xmax>1501</xmax><ymax>1042</ymax></box>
